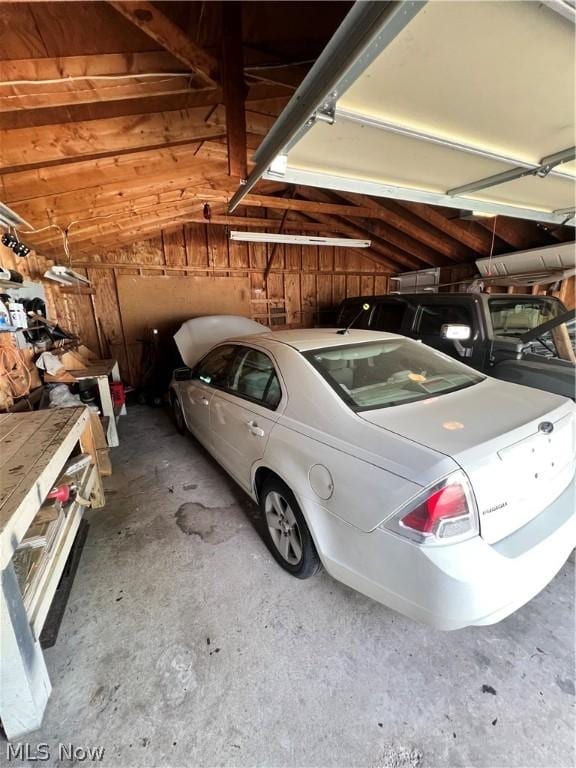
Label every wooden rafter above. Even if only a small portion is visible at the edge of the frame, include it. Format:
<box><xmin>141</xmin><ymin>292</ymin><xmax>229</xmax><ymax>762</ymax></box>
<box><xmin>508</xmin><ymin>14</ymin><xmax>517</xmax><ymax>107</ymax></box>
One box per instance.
<box><xmin>393</xmin><ymin>200</ymin><xmax>495</xmax><ymax>256</ymax></box>
<box><xmin>0</xmin><ymin>82</ymin><xmax>291</xmax><ymax>131</ymax></box>
<box><xmin>329</xmin><ymin>190</ymin><xmax>474</xmax><ymax>263</ymax></box>
<box><xmin>475</xmin><ymin>216</ymin><xmax>551</xmax><ymax>250</ymax></box>
<box><xmin>221</xmin><ymin>1</ymin><xmax>248</xmax><ymax>179</ymax></box>
<box><xmin>297</xmin><ymin>211</ymin><xmax>407</xmax><ymax>273</ymax></box>
<box><xmin>108</xmin><ymin>1</ymin><xmax>218</xmax><ymax>88</ymax></box>
<box><xmin>0</xmin><ymin>106</ymin><xmax>226</xmax><ymax>171</ymax></box>
<box><xmin>0</xmin><ymin>52</ymin><xmax>191</xmax><ymax>113</ymax></box>
<box><xmin>295</xmin><ymin>188</ymin><xmax>440</xmax><ymax>269</ymax></box>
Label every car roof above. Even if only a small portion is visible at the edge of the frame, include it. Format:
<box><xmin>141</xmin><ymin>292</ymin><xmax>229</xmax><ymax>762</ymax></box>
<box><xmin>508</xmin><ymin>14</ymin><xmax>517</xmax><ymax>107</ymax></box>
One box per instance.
<box><xmin>229</xmin><ymin>328</ymin><xmax>406</xmax><ymax>352</ymax></box>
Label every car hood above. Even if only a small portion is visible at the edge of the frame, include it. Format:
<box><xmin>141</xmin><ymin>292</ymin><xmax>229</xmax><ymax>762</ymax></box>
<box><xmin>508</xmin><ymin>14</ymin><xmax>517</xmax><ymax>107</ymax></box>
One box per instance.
<box><xmin>519</xmin><ymin>308</ymin><xmax>575</xmax><ymax>345</ymax></box>
<box><xmin>174</xmin><ymin>315</ymin><xmax>268</xmax><ymax>367</ymax></box>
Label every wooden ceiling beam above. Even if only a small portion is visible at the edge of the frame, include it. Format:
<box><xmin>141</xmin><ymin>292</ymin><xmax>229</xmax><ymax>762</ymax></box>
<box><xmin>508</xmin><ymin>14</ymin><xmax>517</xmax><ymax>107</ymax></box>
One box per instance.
<box><xmin>9</xmin><ymin>160</ymin><xmax>237</xmax><ymax>224</ymax></box>
<box><xmin>0</xmin><ymin>51</ymin><xmax>191</xmax><ymax>112</ymax></box>
<box><xmin>393</xmin><ymin>201</ymin><xmax>496</xmax><ymax>256</ymax></box>
<box><xmin>296</xmin><ymin>188</ymin><xmax>439</xmax><ymax>269</ymax></box>
<box><xmin>236</xmin><ymin>192</ymin><xmax>381</xmax><ymax>218</ymax></box>
<box><xmin>221</xmin><ymin>1</ymin><xmax>247</xmax><ymax>179</ymax></box>
<box><xmin>63</xmin><ymin>217</ymin><xmax>358</xmax><ymax>258</ymax></box>
<box><xmin>108</xmin><ymin>1</ymin><xmax>218</xmax><ymax>87</ymax></box>
<box><xmin>0</xmin><ymin>106</ymin><xmax>226</xmax><ymax>171</ymax></box>
<box><xmin>0</xmin><ymin>147</ymin><xmax>284</xmax><ymax>217</ymax></box>
<box><xmin>1</xmin><ymin>82</ymin><xmax>198</xmax><ymax>122</ymax></box>
<box><xmin>26</xmin><ymin>201</ymin><xmax>210</xmax><ymax>249</ymax></box>
<box><xmin>475</xmin><ymin>216</ymin><xmax>553</xmax><ymax>250</ymax></box>
<box><xmin>2</xmin><ymin>143</ymin><xmax>209</xmax><ymax>202</ymax></box>
<box><xmin>31</xmin><ymin>208</ymin><xmax>353</xmax><ymax>258</ymax></box>
<box><xmin>0</xmin><ymin>82</ymin><xmax>291</xmax><ymax>131</ymax></box>
<box><xmin>330</xmin><ymin>190</ymin><xmax>473</xmax><ymax>263</ymax></box>
<box><xmin>0</xmin><ymin>51</ymin><xmax>182</xmax><ymax>82</ymax></box>
<box><xmin>298</xmin><ymin>212</ymin><xmax>405</xmax><ymax>273</ymax></box>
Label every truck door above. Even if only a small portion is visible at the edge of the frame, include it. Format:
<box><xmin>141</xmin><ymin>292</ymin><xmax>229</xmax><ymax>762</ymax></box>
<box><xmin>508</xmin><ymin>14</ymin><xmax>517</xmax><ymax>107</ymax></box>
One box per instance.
<box><xmin>410</xmin><ymin>299</ymin><xmax>483</xmax><ymax>367</ymax></box>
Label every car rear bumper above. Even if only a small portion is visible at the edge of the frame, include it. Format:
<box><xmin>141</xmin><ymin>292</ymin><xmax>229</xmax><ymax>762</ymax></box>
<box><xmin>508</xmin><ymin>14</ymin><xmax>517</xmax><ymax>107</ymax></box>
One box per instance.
<box><xmin>307</xmin><ymin>476</ymin><xmax>575</xmax><ymax>630</ymax></box>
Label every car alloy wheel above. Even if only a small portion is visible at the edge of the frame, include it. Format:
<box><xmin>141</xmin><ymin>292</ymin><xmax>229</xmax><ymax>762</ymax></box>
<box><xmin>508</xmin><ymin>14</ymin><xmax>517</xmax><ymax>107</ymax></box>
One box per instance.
<box><xmin>265</xmin><ymin>490</ymin><xmax>303</xmax><ymax>565</ymax></box>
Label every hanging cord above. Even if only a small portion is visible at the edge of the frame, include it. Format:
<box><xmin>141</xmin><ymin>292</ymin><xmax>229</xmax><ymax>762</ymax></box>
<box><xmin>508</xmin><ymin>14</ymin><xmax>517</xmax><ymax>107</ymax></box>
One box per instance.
<box><xmin>486</xmin><ymin>216</ymin><xmax>498</xmax><ymax>277</ymax></box>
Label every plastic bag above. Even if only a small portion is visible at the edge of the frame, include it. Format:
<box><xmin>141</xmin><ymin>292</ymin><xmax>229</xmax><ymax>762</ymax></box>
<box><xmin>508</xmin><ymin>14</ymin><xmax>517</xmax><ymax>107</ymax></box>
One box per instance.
<box><xmin>48</xmin><ymin>384</ymin><xmax>83</xmax><ymax>408</ymax></box>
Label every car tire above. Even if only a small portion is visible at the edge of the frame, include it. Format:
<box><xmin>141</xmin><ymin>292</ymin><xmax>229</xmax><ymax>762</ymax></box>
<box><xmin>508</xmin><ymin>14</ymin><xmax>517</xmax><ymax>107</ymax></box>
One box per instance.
<box><xmin>172</xmin><ymin>394</ymin><xmax>186</xmax><ymax>435</ymax></box>
<box><xmin>260</xmin><ymin>477</ymin><xmax>321</xmax><ymax>579</ymax></box>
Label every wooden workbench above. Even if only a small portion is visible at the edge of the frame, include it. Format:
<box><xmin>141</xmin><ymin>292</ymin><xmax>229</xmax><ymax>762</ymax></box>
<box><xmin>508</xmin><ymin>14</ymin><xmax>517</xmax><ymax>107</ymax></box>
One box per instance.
<box><xmin>62</xmin><ymin>359</ymin><xmax>125</xmax><ymax>447</ymax></box>
<box><xmin>0</xmin><ymin>408</ymin><xmax>104</xmax><ymax>740</ymax></box>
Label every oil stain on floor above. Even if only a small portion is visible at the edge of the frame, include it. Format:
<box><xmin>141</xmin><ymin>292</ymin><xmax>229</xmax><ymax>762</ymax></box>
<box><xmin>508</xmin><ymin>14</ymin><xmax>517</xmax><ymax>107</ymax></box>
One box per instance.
<box><xmin>175</xmin><ymin>501</ymin><xmax>245</xmax><ymax>544</ymax></box>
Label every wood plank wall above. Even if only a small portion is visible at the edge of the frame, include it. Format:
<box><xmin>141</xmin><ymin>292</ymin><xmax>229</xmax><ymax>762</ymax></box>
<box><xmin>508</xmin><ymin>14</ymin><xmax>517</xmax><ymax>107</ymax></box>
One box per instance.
<box><xmin>2</xmin><ymin>227</ymin><xmax>573</xmax><ymax>389</ymax></box>
<box><xmin>9</xmin><ymin>223</ymin><xmax>390</xmax><ymax>386</ymax></box>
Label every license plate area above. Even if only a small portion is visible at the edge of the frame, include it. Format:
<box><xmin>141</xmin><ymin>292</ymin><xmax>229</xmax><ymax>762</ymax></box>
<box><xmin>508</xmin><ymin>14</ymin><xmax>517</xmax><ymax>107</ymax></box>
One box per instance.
<box><xmin>498</xmin><ymin>414</ymin><xmax>574</xmax><ymax>490</ymax></box>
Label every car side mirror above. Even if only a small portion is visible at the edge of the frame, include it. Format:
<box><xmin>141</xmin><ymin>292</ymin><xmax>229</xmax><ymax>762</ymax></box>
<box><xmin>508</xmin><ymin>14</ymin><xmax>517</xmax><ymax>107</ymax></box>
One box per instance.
<box><xmin>173</xmin><ymin>366</ymin><xmax>193</xmax><ymax>381</ymax></box>
<box><xmin>441</xmin><ymin>324</ymin><xmax>471</xmax><ymax>341</ymax></box>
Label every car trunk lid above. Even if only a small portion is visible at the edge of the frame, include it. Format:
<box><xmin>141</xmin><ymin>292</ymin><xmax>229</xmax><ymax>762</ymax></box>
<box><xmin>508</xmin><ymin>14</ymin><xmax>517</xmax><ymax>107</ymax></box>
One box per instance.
<box><xmin>360</xmin><ymin>378</ymin><xmax>575</xmax><ymax>543</ymax></box>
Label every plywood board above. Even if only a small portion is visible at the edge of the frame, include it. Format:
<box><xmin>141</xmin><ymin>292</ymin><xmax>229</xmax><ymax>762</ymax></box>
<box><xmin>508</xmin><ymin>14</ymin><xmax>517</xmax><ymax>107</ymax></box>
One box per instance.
<box><xmin>116</xmin><ymin>274</ymin><xmax>251</xmax><ymax>344</ymax></box>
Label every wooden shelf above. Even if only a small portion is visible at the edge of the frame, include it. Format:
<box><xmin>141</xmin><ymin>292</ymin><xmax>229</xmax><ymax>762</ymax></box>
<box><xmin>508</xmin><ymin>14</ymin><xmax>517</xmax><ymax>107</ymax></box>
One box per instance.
<box><xmin>24</xmin><ymin>463</ymin><xmax>98</xmax><ymax>637</ymax></box>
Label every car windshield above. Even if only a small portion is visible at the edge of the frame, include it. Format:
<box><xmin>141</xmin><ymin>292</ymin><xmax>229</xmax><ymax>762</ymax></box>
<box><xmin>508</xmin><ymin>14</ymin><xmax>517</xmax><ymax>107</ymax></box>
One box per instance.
<box><xmin>305</xmin><ymin>339</ymin><xmax>484</xmax><ymax>411</ymax></box>
<box><xmin>489</xmin><ymin>298</ymin><xmax>564</xmax><ymax>337</ymax></box>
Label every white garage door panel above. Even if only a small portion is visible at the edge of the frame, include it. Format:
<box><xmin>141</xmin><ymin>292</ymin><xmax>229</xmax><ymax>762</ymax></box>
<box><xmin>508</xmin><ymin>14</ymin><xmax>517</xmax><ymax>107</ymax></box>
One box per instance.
<box><xmin>290</xmin><ymin>121</ymin><xmax>513</xmax><ymax>193</ymax></box>
<box><xmin>340</xmin><ymin>1</ymin><xmax>575</xmax><ymax>161</ymax></box>
<box><xmin>469</xmin><ymin>175</ymin><xmax>576</xmax><ymax>213</ymax></box>
<box><xmin>230</xmin><ymin>0</ymin><xmax>575</xmax><ymax>226</ymax></box>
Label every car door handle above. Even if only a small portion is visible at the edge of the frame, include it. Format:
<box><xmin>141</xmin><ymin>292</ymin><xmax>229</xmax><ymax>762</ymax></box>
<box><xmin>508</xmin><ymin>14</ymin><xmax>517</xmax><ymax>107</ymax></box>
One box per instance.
<box><xmin>247</xmin><ymin>420</ymin><xmax>265</xmax><ymax>437</ymax></box>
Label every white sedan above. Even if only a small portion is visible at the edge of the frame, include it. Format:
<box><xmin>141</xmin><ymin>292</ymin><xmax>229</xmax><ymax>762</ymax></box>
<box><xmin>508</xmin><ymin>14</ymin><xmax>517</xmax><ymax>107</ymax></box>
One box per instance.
<box><xmin>170</xmin><ymin>316</ymin><xmax>575</xmax><ymax>630</ymax></box>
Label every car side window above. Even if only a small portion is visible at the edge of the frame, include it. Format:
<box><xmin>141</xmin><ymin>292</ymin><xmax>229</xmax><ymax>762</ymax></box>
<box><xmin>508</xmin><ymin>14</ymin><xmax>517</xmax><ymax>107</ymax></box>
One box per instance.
<box><xmin>416</xmin><ymin>304</ymin><xmax>472</xmax><ymax>336</ymax></box>
<box><xmin>228</xmin><ymin>348</ymin><xmax>282</xmax><ymax>409</ymax></box>
<box><xmin>192</xmin><ymin>345</ymin><xmax>236</xmax><ymax>389</ymax></box>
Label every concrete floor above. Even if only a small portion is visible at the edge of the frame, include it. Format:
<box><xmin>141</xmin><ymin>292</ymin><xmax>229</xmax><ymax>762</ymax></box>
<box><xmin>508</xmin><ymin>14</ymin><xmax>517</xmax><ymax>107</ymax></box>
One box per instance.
<box><xmin>27</xmin><ymin>406</ymin><xmax>575</xmax><ymax>767</ymax></box>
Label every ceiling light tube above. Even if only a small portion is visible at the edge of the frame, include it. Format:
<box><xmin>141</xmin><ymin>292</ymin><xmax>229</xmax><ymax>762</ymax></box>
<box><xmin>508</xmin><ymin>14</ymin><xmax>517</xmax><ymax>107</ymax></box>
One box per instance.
<box><xmin>229</xmin><ymin>231</ymin><xmax>371</xmax><ymax>248</ymax></box>
<box><xmin>44</xmin><ymin>266</ymin><xmax>91</xmax><ymax>286</ymax></box>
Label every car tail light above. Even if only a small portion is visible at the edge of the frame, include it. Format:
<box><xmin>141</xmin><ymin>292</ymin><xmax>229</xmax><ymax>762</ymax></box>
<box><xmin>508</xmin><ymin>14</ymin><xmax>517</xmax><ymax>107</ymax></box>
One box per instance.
<box><xmin>381</xmin><ymin>471</ymin><xmax>479</xmax><ymax>545</ymax></box>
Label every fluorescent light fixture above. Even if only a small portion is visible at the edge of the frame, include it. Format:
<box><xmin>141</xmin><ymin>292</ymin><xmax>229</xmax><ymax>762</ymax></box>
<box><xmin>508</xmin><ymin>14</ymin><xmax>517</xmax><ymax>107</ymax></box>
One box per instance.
<box><xmin>0</xmin><ymin>202</ymin><xmax>31</xmax><ymax>229</ymax></box>
<box><xmin>44</xmin><ymin>266</ymin><xmax>91</xmax><ymax>286</ymax></box>
<box><xmin>229</xmin><ymin>231</ymin><xmax>371</xmax><ymax>248</ymax></box>
<box><xmin>459</xmin><ymin>210</ymin><xmax>497</xmax><ymax>221</ymax></box>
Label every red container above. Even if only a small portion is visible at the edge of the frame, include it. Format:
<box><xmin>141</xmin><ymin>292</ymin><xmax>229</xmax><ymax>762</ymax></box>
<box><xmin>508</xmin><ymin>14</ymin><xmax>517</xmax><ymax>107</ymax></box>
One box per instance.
<box><xmin>110</xmin><ymin>381</ymin><xmax>125</xmax><ymax>408</ymax></box>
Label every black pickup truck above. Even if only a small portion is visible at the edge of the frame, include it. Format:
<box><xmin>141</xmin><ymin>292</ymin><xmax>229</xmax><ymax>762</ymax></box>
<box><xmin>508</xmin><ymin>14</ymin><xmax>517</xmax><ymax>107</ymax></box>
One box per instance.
<box><xmin>337</xmin><ymin>292</ymin><xmax>576</xmax><ymax>399</ymax></box>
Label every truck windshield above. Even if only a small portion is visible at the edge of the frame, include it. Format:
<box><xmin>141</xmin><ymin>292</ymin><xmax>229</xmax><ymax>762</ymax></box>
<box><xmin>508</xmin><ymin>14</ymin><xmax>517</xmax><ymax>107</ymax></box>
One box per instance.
<box><xmin>489</xmin><ymin>298</ymin><xmax>564</xmax><ymax>337</ymax></box>
<box><xmin>489</xmin><ymin>297</ymin><xmax>574</xmax><ymax>360</ymax></box>
<box><xmin>305</xmin><ymin>339</ymin><xmax>483</xmax><ymax>411</ymax></box>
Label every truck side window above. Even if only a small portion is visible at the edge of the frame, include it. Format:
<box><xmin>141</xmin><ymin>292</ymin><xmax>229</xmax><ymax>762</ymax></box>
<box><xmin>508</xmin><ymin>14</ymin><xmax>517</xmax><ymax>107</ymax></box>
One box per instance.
<box><xmin>417</xmin><ymin>304</ymin><xmax>473</xmax><ymax>336</ymax></box>
<box><xmin>371</xmin><ymin>302</ymin><xmax>406</xmax><ymax>332</ymax></box>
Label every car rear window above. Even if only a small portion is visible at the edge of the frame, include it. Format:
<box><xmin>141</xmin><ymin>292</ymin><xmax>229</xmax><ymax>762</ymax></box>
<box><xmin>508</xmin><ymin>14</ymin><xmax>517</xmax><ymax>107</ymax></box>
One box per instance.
<box><xmin>304</xmin><ymin>339</ymin><xmax>483</xmax><ymax>411</ymax></box>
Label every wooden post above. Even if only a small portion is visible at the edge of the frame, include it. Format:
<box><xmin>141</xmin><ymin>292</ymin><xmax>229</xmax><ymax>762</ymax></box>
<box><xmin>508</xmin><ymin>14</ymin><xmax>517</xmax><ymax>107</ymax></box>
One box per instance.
<box><xmin>221</xmin><ymin>1</ymin><xmax>248</xmax><ymax>179</ymax></box>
